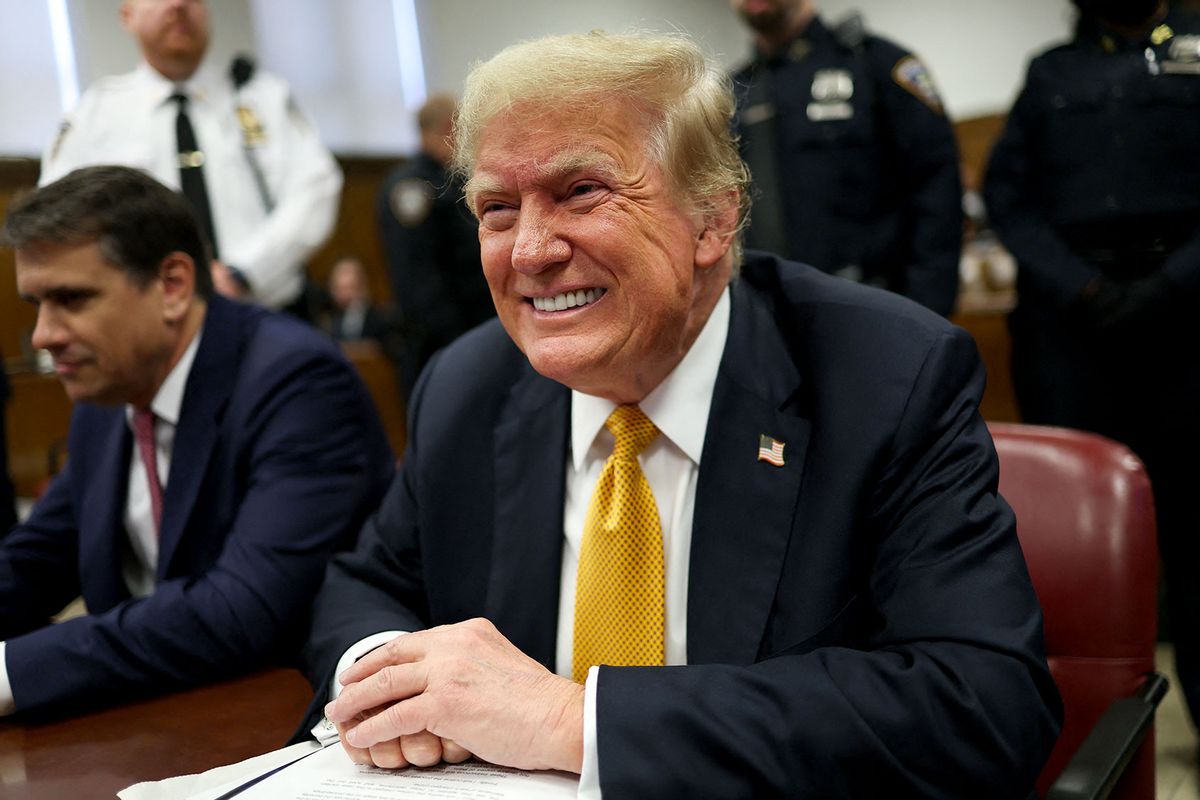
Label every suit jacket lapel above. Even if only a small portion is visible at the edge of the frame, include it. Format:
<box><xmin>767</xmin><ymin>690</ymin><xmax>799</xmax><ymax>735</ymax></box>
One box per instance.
<box><xmin>77</xmin><ymin>408</ymin><xmax>135</xmax><ymax>610</ymax></box>
<box><xmin>157</xmin><ymin>298</ymin><xmax>241</xmax><ymax>579</ymax></box>
<box><xmin>688</xmin><ymin>278</ymin><xmax>810</xmax><ymax>665</ymax></box>
<box><xmin>486</xmin><ymin>364</ymin><xmax>570</xmax><ymax>669</ymax></box>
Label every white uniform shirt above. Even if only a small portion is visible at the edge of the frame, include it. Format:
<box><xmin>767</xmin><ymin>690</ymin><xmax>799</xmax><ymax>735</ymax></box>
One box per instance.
<box><xmin>41</xmin><ymin>61</ymin><xmax>342</xmax><ymax>309</ymax></box>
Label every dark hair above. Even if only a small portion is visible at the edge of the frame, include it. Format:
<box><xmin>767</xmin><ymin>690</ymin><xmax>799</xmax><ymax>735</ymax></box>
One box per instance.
<box><xmin>1</xmin><ymin>165</ymin><xmax>214</xmax><ymax>299</ymax></box>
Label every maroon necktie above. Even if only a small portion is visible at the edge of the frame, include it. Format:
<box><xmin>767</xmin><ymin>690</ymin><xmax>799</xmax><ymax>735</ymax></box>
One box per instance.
<box><xmin>133</xmin><ymin>408</ymin><xmax>164</xmax><ymax>536</ymax></box>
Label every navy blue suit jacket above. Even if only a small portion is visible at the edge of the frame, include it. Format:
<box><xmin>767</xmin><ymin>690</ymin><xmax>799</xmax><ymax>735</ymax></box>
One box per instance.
<box><xmin>303</xmin><ymin>254</ymin><xmax>1060</xmax><ymax>798</ymax></box>
<box><xmin>0</xmin><ymin>296</ymin><xmax>394</xmax><ymax>717</ymax></box>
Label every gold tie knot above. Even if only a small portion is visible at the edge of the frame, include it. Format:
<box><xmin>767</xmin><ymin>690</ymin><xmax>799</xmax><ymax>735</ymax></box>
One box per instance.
<box><xmin>605</xmin><ymin>405</ymin><xmax>659</xmax><ymax>462</ymax></box>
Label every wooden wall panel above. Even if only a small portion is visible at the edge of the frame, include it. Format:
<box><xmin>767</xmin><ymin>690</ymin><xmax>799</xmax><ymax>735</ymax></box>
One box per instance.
<box><xmin>307</xmin><ymin>156</ymin><xmax>402</xmax><ymax>306</ymax></box>
<box><xmin>0</xmin><ymin>159</ymin><xmax>41</xmax><ymax>366</ymax></box>
<box><xmin>956</xmin><ymin>113</ymin><xmax>1006</xmax><ymax>192</ymax></box>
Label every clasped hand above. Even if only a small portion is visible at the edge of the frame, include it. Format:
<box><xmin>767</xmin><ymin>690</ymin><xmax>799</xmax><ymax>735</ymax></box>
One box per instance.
<box><xmin>324</xmin><ymin>618</ymin><xmax>585</xmax><ymax>774</ymax></box>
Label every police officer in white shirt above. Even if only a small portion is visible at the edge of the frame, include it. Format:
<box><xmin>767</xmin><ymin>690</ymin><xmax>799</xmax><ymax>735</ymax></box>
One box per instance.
<box><xmin>41</xmin><ymin>0</ymin><xmax>342</xmax><ymax>313</ymax></box>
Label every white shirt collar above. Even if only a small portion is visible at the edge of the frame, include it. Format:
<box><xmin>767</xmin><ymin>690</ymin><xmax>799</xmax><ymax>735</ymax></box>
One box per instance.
<box><xmin>571</xmin><ymin>287</ymin><xmax>730</xmax><ymax>469</ymax></box>
<box><xmin>136</xmin><ymin>59</ymin><xmax>219</xmax><ymax>106</ymax></box>
<box><xmin>125</xmin><ymin>326</ymin><xmax>203</xmax><ymax>427</ymax></box>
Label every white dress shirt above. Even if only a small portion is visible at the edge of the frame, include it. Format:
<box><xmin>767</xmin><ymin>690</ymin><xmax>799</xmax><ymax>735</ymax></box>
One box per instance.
<box><xmin>331</xmin><ymin>290</ymin><xmax>731</xmax><ymax>798</ymax></box>
<box><xmin>0</xmin><ymin>329</ymin><xmax>202</xmax><ymax>715</ymax></box>
<box><xmin>41</xmin><ymin>61</ymin><xmax>342</xmax><ymax>309</ymax></box>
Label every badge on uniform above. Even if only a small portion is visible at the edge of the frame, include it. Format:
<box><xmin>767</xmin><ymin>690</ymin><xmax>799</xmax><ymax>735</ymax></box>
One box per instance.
<box><xmin>236</xmin><ymin>106</ymin><xmax>266</xmax><ymax>147</ymax></box>
<box><xmin>892</xmin><ymin>56</ymin><xmax>945</xmax><ymax>115</ymax></box>
<box><xmin>391</xmin><ymin>178</ymin><xmax>434</xmax><ymax>227</ymax></box>
<box><xmin>1164</xmin><ymin>34</ymin><xmax>1200</xmax><ymax>74</ymax></box>
<box><xmin>807</xmin><ymin>68</ymin><xmax>854</xmax><ymax>122</ymax></box>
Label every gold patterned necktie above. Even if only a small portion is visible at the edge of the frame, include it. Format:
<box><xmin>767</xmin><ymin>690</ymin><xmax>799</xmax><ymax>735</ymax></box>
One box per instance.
<box><xmin>572</xmin><ymin>404</ymin><xmax>665</xmax><ymax>683</ymax></box>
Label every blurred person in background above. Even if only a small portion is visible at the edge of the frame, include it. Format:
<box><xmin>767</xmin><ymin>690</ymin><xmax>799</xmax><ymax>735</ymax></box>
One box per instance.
<box><xmin>41</xmin><ymin>0</ymin><xmax>342</xmax><ymax>317</ymax></box>
<box><xmin>325</xmin><ymin>256</ymin><xmax>393</xmax><ymax>346</ymax></box>
<box><xmin>377</xmin><ymin>93</ymin><xmax>493</xmax><ymax>397</ymax></box>
<box><xmin>986</xmin><ymin>0</ymin><xmax>1200</xmax><ymax>731</ymax></box>
<box><xmin>730</xmin><ymin>0</ymin><xmax>961</xmax><ymax>315</ymax></box>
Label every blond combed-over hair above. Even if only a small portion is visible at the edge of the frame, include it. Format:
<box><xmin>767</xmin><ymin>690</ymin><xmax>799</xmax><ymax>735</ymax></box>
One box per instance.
<box><xmin>452</xmin><ymin>30</ymin><xmax>750</xmax><ymax>243</ymax></box>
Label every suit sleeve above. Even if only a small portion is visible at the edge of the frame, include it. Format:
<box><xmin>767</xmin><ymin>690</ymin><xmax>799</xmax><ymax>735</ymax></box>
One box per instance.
<box><xmin>984</xmin><ymin>65</ymin><xmax>1100</xmax><ymax>309</ymax></box>
<box><xmin>0</xmin><ymin>368</ymin><xmax>16</xmax><ymax>535</ymax></box>
<box><xmin>870</xmin><ymin>43</ymin><xmax>962</xmax><ymax>316</ymax></box>
<box><xmin>300</xmin><ymin>351</ymin><xmax>444</xmax><ymax>698</ymax></box>
<box><xmin>3</xmin><ymin>347</ymin><xmax>390</xmax><ymax>717</ymax></box>
<box><xmin>0</xmin><ymin>467</ymin><xmax>82</xmax><ymax>639</ymax></box>
<box><xmin>593</xmin><ymin>328</ymin><xmax>1061</xmax><ymax>798</ymax></box>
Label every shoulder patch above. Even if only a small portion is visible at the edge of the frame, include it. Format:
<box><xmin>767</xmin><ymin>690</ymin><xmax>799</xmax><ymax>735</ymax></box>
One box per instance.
<box><xmin>892</xmin><ymin>55</ymin><xmax>944</xmax><ymax>115</ymax></box>
<box><xmin>390</xmin><ymin>178</ymin><xmax>434</xmax><ymax>227</ymax></box>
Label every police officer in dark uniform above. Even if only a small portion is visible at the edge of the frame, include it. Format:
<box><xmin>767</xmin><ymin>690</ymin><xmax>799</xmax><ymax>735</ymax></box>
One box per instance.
<box><xmin>377</xmin><ymin>94</ymin><xmax>493</xmax><ymax>397</ymax></box>
<box><xmin>986</xmin><ymin>0</ymin><xmax>1200</xmax><ymax>728</ymax></box>
<box><xmin>731</xmin><ymin>0</ymin><xmax>962</xmax><ymax>316</ymax></box>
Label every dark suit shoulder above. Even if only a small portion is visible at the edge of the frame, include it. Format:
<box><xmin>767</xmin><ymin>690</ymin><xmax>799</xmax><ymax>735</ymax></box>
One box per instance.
<box><xmin>736</xmin><ymin>252</ymin><xmax>973</xmax><ymax>424</ymax></box>
<box><xmin>743</xmin><ymin>250</ymin><xmax>952</xmax><ymax>341</ymax></box>
<box><xmin>236</xmin><ymin>301</ymin><xmax>349</xmax><ymax>375</ymax></box>
<box><xmin>414</xmin><ymin>319</ymin><xmax>534</xmax><ymax>410</ymax></box>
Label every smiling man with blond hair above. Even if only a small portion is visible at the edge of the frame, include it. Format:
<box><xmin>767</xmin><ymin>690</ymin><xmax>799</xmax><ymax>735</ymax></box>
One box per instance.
<box><xmin>306</xmin><ymin>31</ymin><xmax>1059</xmax><ymax>798</ymax></box>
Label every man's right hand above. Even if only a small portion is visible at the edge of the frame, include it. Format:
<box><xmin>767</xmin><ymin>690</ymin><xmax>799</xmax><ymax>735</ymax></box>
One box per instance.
<box><xmin>334</xmin><ymin>713</ymin><xmax>472</xmax><ymax>769</ymax></box>
<box><xmin>326</xmin><ymin>617</ymin><xmax>586</xmax><ymax>774</ymax></box>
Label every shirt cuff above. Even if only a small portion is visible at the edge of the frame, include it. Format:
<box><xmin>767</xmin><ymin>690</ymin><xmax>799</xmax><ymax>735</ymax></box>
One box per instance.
<box><xmin>329</xmin><ymin>630</ymin><xmax>406</xmax><ymax>700</ymax></box>
<box><xmin>0</xmin><ymin>642</ymin><xmax>14</xmax><ymax>716</ymax></box>
<box><xmin>577</xmin><ymin>665</ymin><xmax>601</xmax><ymax>799</ymax></box>
<box><xmin>310</xmin><ymin>631</ymin><xmax>407</xmax><ymax>744</ymax></box>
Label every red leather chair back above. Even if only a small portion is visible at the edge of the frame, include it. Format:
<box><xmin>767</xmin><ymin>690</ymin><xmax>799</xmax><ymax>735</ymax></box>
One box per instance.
<box><xmin>990</xmin><ymin>423</ymin><xmax>1158</xmax><ymax>800</ymax></box>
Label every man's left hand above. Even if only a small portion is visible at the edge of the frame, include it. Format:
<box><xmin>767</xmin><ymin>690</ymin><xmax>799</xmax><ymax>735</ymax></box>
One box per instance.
<box><xmin>324</xmin><ymin>618</ymin><xmax>586</xmax><ymax>774</ymax></box>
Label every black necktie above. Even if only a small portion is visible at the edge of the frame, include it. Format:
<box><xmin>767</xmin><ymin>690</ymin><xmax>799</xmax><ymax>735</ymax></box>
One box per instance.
<box><xmin>171</xmin><ymin>92</ymin><xmax>219</xmax><ymax>259</ymax></box>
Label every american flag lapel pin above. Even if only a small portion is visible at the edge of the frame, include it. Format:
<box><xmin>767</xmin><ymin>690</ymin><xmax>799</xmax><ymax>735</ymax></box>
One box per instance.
<box><xmin>757</xmin><ymin>434</ymin><xmax>786</xmax><ymax>467</ymax></box>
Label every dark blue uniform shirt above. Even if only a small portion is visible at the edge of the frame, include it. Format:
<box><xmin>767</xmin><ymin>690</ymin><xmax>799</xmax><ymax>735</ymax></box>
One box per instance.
<box><xmin>985</xmin><ymin>8</ymin><xmax>1200</xmax><ymax>310</ymax></box>
<box><xmin>733</xmin><ymin>16</ymin><xmax>962</xmax><ymax>315</ymax></box>
<box><xmin>377</xmin><ymin>152</ymin><xmax>492</xmax><ymax>394</ymax></box>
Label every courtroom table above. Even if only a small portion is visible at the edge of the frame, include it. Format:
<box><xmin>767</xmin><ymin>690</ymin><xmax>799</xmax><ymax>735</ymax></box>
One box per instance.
<box><xmin>0</xmin><ymin>667</ymin><xmax>313</xmax><ymax>799</ymax></box>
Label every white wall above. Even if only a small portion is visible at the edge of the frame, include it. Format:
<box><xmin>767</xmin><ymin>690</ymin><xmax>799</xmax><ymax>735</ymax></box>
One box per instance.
<box><xmin>416</xmin><ymin>0</ymin><xmax>1074</xmax><ymax>121</ymax></box>
<box><xmin>415</xmin><ymin>0</ymin><xmax>748</xmax><ymax>90</ymax></box>
<box><xmin>813</xmin><ymin>0</ymin><xmax>1074</xmax><ymax>118</ymax></box>
<box><xmin>0</xmin><ymin>1</ymin><xmax>63</xmax><ymax>156</ymax></box>
<box><xmin>0</xmin><ymin>0</ymin><xmax>1080</xmax><ymax>158</ymax></box>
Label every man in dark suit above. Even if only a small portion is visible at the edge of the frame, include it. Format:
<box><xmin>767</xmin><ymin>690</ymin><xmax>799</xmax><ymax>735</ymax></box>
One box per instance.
<box><xmin>0</xmin><ymin>165</ymin><xmax>393</xmax><ymax>719</ymax></box>
<box><xmin>312</xmin><ymin>32</ymin><xmax>1060</xmax><ymax>797</ymax></box>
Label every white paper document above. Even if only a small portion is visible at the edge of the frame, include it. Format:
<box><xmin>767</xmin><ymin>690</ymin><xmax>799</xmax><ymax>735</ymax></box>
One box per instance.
<box><xmin>188</xmin><ymin>744</ymin><xmax>579</xmax><ymax>800</ymax></box>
